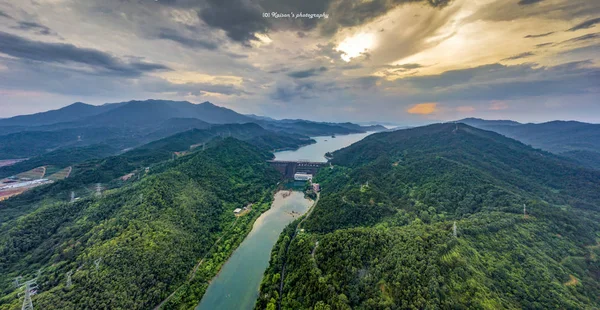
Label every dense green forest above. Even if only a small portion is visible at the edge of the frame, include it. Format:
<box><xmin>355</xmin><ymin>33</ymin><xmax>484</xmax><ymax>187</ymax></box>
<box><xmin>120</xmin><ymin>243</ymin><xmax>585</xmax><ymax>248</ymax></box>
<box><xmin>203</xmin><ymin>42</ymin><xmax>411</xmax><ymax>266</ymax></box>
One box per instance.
<box><xmin>0</xmin><ymin>138</ymin><xmax>282</xmax><ymax>309</ymax></box>
<box><xmin>256</xmin><ymin>123</ymin><xmax>600</xmax><ymax>309</ymax></box>
<box><xmin>0</xmin><ymin>123</ymin><xmax>310</xmax><ymax>223</ymax></box>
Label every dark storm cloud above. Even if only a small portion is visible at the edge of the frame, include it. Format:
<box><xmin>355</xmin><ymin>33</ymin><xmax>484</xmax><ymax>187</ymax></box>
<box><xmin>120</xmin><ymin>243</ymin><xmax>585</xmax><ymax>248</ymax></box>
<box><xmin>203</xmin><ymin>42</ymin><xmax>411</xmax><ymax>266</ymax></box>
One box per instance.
<box><xmin>156</xmin><ymin>28</ymin><xmax>219</xmax><ymax>50</ymax></box>
<box><xmin>502</xmin><ymin>52</ymin><xmax>535</xmax><ymax>61</ymax></box>
<box><xmin>287</xmin><ymin>66</ymin><xmax>327</xmax><ymax>78</ymax></box>
<box><xmin>198</xmin><ymin>0</ymin><xmax>270</xmax><ymax>44</ymax></box>
<box><xmin>0</xmin><ymin>31</ymin><xmax>170</xmax><ymax>77</ymax></box>
<box><xmin>12</xmin><ymin>21</ymin><xmax>54</xmax><ymax>36</ymax></box>
<box><xmin>518</xmin><ymin>0</ymin><xmax>544</xmax><ymax>5</ymax></box>
<box><xmin>524</xmin><ymin>32</ymin><xmax>554</xmax><ymax>38</ymax></box>
<box><xmin>568</xmin><ymin>17</ymin><xmax>600</xmax><ymax>31</ymax></box>
<box><xmin>169</xmin><ymin>0</ymin><xmax>453</xmax><ymax>44</ymax></box>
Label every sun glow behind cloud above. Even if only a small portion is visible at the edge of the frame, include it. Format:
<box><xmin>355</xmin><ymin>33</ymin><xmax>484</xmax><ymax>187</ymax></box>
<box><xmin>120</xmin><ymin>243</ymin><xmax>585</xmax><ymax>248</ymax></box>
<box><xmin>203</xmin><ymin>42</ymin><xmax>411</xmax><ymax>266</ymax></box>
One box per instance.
<box><xmin>336</xmin><ymin>32</ymin><xmax>376</xmax><ymax>62</ymax></box>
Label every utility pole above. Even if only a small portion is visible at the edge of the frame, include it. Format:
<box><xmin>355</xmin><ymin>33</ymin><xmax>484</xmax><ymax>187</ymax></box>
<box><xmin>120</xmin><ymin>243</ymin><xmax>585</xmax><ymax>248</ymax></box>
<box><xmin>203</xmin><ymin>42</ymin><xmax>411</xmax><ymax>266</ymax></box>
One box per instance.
<box><xmin>66</xmin><ymin>271</ymin><xmax>73</xmax><ymax>288</ymax></box>
<box><xmin>453</xmin><ymin>221</ymin><xmax>457</xmax><ymax>238</ymax></box>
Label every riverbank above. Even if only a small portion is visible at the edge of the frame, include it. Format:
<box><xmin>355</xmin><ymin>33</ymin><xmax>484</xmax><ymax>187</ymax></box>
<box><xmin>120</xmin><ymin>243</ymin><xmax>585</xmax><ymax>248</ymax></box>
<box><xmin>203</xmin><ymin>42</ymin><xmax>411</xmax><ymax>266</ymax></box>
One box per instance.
<box><xmin>196</xmin><ymin>191</ymin><xmax>313</xmax><ymax>310</ymax></box>
<box><xmin>154</xmin><ymin>190</ymin><xmax>277</xmax><ymax>309</ymax></box>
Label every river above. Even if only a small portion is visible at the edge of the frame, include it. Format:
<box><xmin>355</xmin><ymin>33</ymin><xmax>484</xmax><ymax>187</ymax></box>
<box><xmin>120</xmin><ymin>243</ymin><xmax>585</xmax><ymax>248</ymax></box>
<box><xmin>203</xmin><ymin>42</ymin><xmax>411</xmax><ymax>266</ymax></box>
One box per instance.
<box><xmin>274</xmin><ymin>132</ymin><xmax>373</xmax><ymax>162</ymax></box>
<box><xmin>196</xmin><ymin>132</ymin><xmax>374</xmax><ymax>310</ymax></box>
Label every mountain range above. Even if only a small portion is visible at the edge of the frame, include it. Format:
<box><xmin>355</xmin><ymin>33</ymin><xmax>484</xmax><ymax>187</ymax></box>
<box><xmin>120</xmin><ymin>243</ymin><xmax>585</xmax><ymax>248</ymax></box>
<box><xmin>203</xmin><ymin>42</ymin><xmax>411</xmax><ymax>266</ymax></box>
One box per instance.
<box><xmin>0</xmin><ymin>100</ymin><xmax>384</xmax><ymax>161</ymax></box>
<box><xmin>458</xmin><ymin>118</ymin><xmax>600</xmax><ymax>170</ymax></box>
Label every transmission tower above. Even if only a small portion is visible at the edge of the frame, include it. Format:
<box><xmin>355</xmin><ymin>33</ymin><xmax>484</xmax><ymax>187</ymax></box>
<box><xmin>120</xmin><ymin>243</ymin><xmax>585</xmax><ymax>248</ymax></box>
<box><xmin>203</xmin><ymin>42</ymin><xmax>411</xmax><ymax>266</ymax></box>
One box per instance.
<box><xmin>95</xmin><ymin>183</ymin><xmax>102</xmax><ymax>197</ymax></box>
<box><xmin>70</xmin><ymin>191</ymin><xmax>75</xmax><ymax>203</ymax></box>
<box><xmin>18</xmin><ymin>279</ymin><xmax>37</xmax><ymax>310</ymax></box>
<box><xmin>523</xmin><ymin>204</ymin><xmax>528</xmax><ymax>219</ymax></box>
<box><xmin>66</xmin><ymin>270</ymin><xmax>73</xmax><ymax>288</ymax></box>
<box><xmin>94</xmin><ymin>258</ymin><xmax>102</xmax><ymax>271</ymax></box>
<box><xmin>453</xmin><ymin>221</ymin><xmax>457</xmax><ymax>238</ymax></box>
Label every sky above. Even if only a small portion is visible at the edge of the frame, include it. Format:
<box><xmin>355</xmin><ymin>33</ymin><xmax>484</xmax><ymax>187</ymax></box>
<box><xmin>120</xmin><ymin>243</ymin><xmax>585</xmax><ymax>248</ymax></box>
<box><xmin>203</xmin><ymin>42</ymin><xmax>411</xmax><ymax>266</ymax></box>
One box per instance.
<box><xmin>0</xmin><ymin>0</ymin><xmax>599</xmax><ymax>124</ymax></box>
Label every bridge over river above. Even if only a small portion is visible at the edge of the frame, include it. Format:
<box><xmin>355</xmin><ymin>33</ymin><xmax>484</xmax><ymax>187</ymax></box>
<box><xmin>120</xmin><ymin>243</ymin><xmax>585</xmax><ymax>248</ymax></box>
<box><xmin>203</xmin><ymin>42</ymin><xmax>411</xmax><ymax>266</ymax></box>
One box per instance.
<box><xmin>267</xmin><ymin>160</ymin><xmax>329</xmax><ymax>179</ymax></box>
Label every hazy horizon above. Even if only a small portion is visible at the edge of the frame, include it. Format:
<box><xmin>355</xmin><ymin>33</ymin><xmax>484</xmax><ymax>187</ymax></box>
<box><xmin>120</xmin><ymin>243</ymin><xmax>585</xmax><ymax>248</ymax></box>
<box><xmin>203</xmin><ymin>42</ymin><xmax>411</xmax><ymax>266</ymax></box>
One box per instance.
<box><xmin>1</xmin><ymin>99</ymin><xmax>597</xmax><ymax>126</ymax></box>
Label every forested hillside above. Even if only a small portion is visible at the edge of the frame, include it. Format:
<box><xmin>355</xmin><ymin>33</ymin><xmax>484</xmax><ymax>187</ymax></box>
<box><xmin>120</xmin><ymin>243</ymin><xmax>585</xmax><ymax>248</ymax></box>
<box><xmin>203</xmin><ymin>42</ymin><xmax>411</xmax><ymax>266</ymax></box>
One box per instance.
<box><xmin>0</xmin><ymin>138</ymin><xmax>281</xmax><ymax>310</ymax></box>
<box><xmin>256</xmin><ymin>123</ymin><xmax>600</xmax><ymax>310</ymax></box>
<box><xmin>0</xmin><ymin>123</ymin><xmax>308</xmax><ymax>224</ymax></box>
<box><xmin>459</xmin><ymin>118</ymin><xmax>600</xmax><ymax>170</ymax></box>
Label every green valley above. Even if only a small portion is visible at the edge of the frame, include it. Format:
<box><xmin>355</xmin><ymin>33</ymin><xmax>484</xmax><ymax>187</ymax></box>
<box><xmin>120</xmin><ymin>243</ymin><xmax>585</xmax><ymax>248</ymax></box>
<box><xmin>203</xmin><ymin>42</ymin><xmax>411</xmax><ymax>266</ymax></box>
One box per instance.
<box><xmin>256</xmin><ymin>123</ymin><xmax>600</xmax><ymax>309</ymax></box>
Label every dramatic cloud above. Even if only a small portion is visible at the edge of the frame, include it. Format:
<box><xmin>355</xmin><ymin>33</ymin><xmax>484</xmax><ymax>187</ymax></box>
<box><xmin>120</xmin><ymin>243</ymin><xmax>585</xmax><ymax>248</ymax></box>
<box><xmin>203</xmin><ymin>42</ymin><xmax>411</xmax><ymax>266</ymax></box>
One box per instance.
<box><xmin>0</xmin><ymin>11</ymin><xmax>13</xmax><ymax>19</ymax></box>
<box><xmin>12</xmin><ymin>21</ymin><xmax>54</xmax><ymax>36</ymax></box>
<box><xmin>0</xmin><ymin>31</ymin><xmax>170</xmax><ymax>77</ymax></box>
<box><xmin>287</xmin><ymin>66</ymin><xmax>327</xmax><ymax>79</ymax></box>
<box><xmin>568</xmin><ymin>17</ymin><xmax>600</xmax><ymax>31</ymax></box>
<box><xmin>518</xmin><ymin>0</ymin><xmax>545</xmax><ymax>5</ymax></box>
<box><xmin>1</xmin><ymin>0</ymin><xmax>599</xmax><ymax>122</ymax></box>
<box><xmin>155</xmin><ymin>28</ymin><xmax>219</xmax><ymax>50</ymax></box>
<box><xmin>502</xmin><ymin>52</ymin><xmax>536</xmax><ymax>61</ymax></box>
<box><xmin>524</xmin><ymin>32</ymin><xmax>554</xmax><ymax>38</ymax></box>
<box><xmin>198</xmin><ymin>0</ymin><xmax>269</xmax><ymax>43</ymax></box>
<box><xmin>559</xmin><ymin>33</ymin><xmax>600</xmax><ymax>45</ymax></box>
<box><xmin>408</xmin><ymin>103</ymin><xmax>437</xmax><ymax>115</ymax></box>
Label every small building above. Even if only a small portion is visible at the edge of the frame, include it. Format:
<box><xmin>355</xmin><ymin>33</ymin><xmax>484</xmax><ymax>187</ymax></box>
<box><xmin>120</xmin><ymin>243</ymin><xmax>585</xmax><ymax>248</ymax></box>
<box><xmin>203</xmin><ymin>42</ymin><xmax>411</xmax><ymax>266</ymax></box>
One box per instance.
<box><xmin>233</xmin><ymin>208</ymin><xmax>242</xmax><ymax>214</ymax></box>
<box><xmin>312</xmin><ymin>183</ymin><xmax>320</xmax><ymax>192</ymax></box>
<box><xmin>294</xmin><ymin>173</ymin><xmax>313</xmax><ymax>181</ymax></box>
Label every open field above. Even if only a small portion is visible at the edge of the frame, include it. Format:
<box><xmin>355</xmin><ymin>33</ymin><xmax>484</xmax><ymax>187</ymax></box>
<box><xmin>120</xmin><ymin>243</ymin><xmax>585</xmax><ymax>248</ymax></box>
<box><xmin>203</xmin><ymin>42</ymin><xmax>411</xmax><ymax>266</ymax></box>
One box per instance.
<box><xmin>47</xmin><ymin>166</ymin><xmax>72</xmax><ymax>181</ymax></box>
<box><xmin>15</xmin><ymin>166</ymin><xmax>46</xmax><ymax>179</ymax></box>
